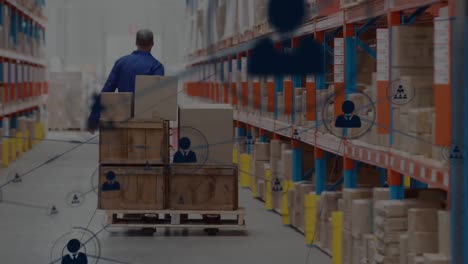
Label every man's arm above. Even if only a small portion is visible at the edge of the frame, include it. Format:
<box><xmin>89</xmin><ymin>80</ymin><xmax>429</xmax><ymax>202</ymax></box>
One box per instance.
<box><xmin>102</xmin><ymin>60</ymin><xmax>121</xmax><ymax>92</ymax></box>
<box><xmin>87</xmin><ymin>60</ymin><xmax>121</xmax><ymax>131</ymax></box>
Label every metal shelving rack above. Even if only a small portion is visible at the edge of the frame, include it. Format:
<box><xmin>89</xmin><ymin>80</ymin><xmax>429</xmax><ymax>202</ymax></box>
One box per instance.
<box><xmin>185</xmin><ymin>0</ymin><xmax>465</xmax><ymax>262</ymax></box>
<box><xmin>0</xmin><ymin>0</ymin><xmax>47</xmax><ymax>123</ymax></box>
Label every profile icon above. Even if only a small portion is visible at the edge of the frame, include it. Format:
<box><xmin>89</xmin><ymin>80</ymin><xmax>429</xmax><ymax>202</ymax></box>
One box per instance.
<box><xmin>61</xmin><ymin>239</ymin><xmax>88</xmax><ymax>264</ymax></box>
<box><xmin>248</xmin><ymin>0</ymin><xmax>324</xmax><ymax>76</ymax></box>
<box><xmin>335</xmin><ymin>100</ymin><xmax>362</xmax><ymax>128</ymax></box>
<box><xmin>173</xmin><ymin>137</ymin><xmax>197</xmax><ymax>163</ymax></box>
<box><xmin>101</xmin><ymin>171</ymin><xmax>120</xmax><ymax>192</ymax></box>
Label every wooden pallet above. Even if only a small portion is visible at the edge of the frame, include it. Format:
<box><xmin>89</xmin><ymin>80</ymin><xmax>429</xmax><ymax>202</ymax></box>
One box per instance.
<box><xmin>104</xmin><ymin>207</ymin><xmax>246</xmax><ymax>235</ymax></box>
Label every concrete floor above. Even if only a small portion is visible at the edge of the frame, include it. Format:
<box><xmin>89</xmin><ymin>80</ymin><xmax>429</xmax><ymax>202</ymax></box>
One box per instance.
<box><xmin>0</xmin><ymin>132</ymin><xmax>331</xmax><ymax>264</ymax></box>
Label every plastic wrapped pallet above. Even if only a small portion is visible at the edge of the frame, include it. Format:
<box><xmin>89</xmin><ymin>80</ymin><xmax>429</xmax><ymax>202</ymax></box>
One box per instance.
<box><xmin>343</xmin><ymin>189</ymin><xmax>373</xmax><ymax>230</ymax></box>
<box><xmin>423</xmin><ymin>254</ymin><xmax>450</xmax><ymax>264</ymax></box>
<box><xmin>254</xmin><ymin>161</ymin><xmax>266</xmax><ymax>180</ymax></box>
<box><xmin>408</xmin><ymin>208</ymin><xmax>438</xmax><ymax>232</ymax></box>
<box><xmin>438</xmin><ymin>211</ymin><xmax>450</xmax><ymax>256</ymax></box>
<box><xmin>317</xmin><ymin>191</ymin><xmax>342</xmax><ymax>220</ymax></box>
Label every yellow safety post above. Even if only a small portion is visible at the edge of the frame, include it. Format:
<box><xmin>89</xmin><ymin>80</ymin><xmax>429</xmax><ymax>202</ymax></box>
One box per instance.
<box><xmin>281</xmin><ymin>180</ymin><xmax>294</xmax><ymax>225</ymax></box>
<box><xmin>332</xmin><ymin>211</ymin><xmax>343</xmax><ymax>264</ymax></box>
<box><xmin>23</xmin><ymin>131</ymin><xmax>29</xmax><ymax>151</ymax></box>
<box><xmin>16</xmin><ymin>132</ymin><xmax>23</xmax><ymax>156</ymax></box>
<box><xmin>2</xmin><ymin>139</ymin><xmax>9</xmax><ymax>166</ymax></box>
<box><xmin>404</xmin><ymin>175</ymin><xmax>411</xmax><ymax>187</ymax></box>
<box><xmin>239</xmin><ymin>154</ymin><xmax>251</xmax><ymax>188</ymax></box>
<box><xmin>305</xmin><ymin>194</ymin><xmax>320</xmax><ymax>245</ymax></box>
<box><xmin>232</xmin><ymin>147</ymin><xmax>238</xmax><ymax>164</ymax></box>
<box><xmin>265</xmin><ymin>168</ymin><xmax>273</xmax><ymax>210</ymax></box>
<box><xmin>37</xmin><ymin>122</ymin><xmax>44</xmax><ymax>141</ymax></box>
<box><xmin>10</xmin><ymin>138</ymin><xmax>16</xmax><ymax>161</ymax></box>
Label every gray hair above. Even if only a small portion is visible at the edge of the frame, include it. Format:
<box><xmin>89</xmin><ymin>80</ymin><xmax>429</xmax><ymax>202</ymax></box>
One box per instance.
<box><xmin>136</xmin><ymin>29</ymin><xmax>154</xmax><ymax>47</ymax></box>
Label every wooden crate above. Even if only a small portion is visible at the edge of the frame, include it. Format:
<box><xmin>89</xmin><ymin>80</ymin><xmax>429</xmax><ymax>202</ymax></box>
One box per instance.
<box><xmin>99</xmin><ymin>120</ymin><xmax>169</xmax><ymax>165</ymax></box>
<box><xmin>168</xmin><ymin>165</ymin><xmax>238</xmax><ymax>211</ymax></box>
<box><xmin>98</xmin><ymin>166</ymin><xmax>166</xmax><ymax>210</ymax></box>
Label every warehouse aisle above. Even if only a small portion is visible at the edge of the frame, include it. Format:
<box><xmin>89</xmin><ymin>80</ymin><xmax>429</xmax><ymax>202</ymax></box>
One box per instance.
<box><xmin>0</xmin><ymin>132</ymin><xmax>331</xmax><ymax>264</ymax></box>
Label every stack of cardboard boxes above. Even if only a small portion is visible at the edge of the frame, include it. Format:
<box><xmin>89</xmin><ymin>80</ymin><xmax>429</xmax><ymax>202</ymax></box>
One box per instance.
<box><xmin>373</xmin><ymin>200</ymin><xmax>441</xmax><ymax>264</ymax></box>
<box><xmin>267</xmin><ymin>139</ymin><xmax>283</xmax><ymax>205</ymax></box>
<box><xmin>289</xmin><ymin>181</ymin><xmax>315</xmax><ymax>232</ymax></box>
<box><xmin>98</xmin><ymin>75</ymin><xmax>238</xmax><ymax>211</ymax></box>
<box><xmin>252</xmin><ymin>142</ymin><xmax>270</xmax><ymax>197</ymax></box>
<box><xmin>316</xmin><ymin>191</ymin><xmax>342</xmax><ymax>252</ymax></box>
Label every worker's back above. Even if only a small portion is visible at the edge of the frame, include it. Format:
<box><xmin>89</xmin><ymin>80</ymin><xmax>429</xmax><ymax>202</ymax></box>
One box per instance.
<box><xmin>102</xmin><ymin>50</ymin><xmax>165</xmax><ymax>93</ymax></box>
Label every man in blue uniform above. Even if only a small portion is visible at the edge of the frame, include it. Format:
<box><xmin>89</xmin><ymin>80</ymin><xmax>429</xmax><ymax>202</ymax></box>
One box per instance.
<box><xmin>88</xmin><ymin>29</ymin><xmax>165</xmax><ymax>131</ymax></box>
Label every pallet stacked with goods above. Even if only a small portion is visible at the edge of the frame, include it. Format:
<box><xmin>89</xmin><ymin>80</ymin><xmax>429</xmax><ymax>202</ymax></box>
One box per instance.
<box><xmin>184</xmin><ymin>0</ymin><xmax>458</xmax><ymax>262</ymax></box>
<box><xmin>97</xmin><ymin>75</ymin><xmax>245</xmax><ymax>235</ymax></box>
<box><xmin>0</xmin><ymin>0</ymin><xmax>47</xmax><ymax>168</ymax></box>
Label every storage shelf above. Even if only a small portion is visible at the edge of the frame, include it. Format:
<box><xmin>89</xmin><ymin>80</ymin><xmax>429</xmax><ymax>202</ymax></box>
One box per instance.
<box><xmin>0</xmin><ymin>48</ymin><xmax>46</xmax><ymax>66</ymax></box>
<box><xmin>234</xmin><ymin>110</ymin><xmax>450</xmax><ymax>191</ymax></box>
<box><xmin>0</xmin><ymin>96</ymin><xmax>45</xmax><ymax>117</ymax></box>
<box><xmin>6</xmin><ymin>0</ymin><xmax>47</xmax><ymax>26</ymax></box>
<box><xmin>188</xmin><ymin>0</ymin><xmax>446</xmax><ymax>63</ymax></box>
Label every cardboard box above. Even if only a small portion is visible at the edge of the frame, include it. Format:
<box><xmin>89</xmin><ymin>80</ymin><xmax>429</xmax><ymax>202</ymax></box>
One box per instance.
<box><xmin>254</xmin><ymin>142</ymin><xmax>270</xmax><ymax>161</ymax></box>
<box><xmin>270</xmin><ymin>139</ymin><xmax>282</xmax><ymax>158</ymax></box>
<box><xmin>423</xmin><ymin>254</ymin><xmax>450</xmax><ymax>264</ymax></box>
<box><xmin>408</xmin><ymin>108</ymin><xmax>434</xmax><ymax>134</ymax></box>
<box><xmin>373</xmin><ymin>188</ymin><xmax>391</xmax><ymax>201</ymax></box>
<box><xmin>98</xmin><ymin>166</ymin><xmax>165</xmax><ymax>210</ymax></box>
<box><xmin>178</xmin><ymin>104</ymin><xmax>233</xmax><ymax>166</ymax></box>
<box><xmin>100</xmin><ymin>92</ymin><xmax>133</xmax><ymax>122</ymax></box>
<box><xmin>282</xmin><ymin>150</ymin><xmax>293</xmax><ymax>180</ymax></box>
<box><xmin>317</xmin><ymin>191</ymin><xmax>342</xmax><ymax>220</ymax></box>
<box><xmin>362</xmin><ymin>234</ymin><xmax>375</xmax><ymax>263</ymax></box>
<box><xmin>400</xmin><ymin>234</ymin><xmax>409</xmax><ymax>264</ymax></box>
<box><xmin>373</xmin><ymin>253</ymin><xmax>399</xmax><ymax>264</ymax></box>
<box><xmin>408</xmin><ymin>208</ymin><xmax>438</xmax><ymax>232</ymax></box>
<box><xmin>408</xmin><ymin>231</ymin><xmax>438</xmax><ymax>254</ymax></box>
<box><xmin>391</xmin><ymin>26</ymin><xmax>434</xmax><ymax>68</ymax></box>
<box><xmin>134</xmin><ymin>75</ymin><xmax>178</xmax><ymax>121</ymax></box>
<box><xmin>343</xmin><ymin>229</ymin><xmax>353</xmax><ymax>264</ymax></box>
<box><xmin>374</xmin><ymin>216</ymin><xmax>408</xmax><ymax>231</ymax></box>
<box><xmin>254</xmin><ymin>160</ymin><xmax>266</xmax><ymax>179</ymax></box>
<box><xmin>375</xmin><ymin>239</ymin><xmax>400</xmax><ymax>257</ymax></box>
<box><xmin>374</xmin><ymin>199</ymin><xmax>440</xmax><ymax>218</ymax></box>
<box><xmin>257</xmin><ymin>179</ymin><xmax>265</xmax><ymax>201</ymax></box>
<box><xmin>168</xmin><ymin>165</ymin><xmax>238</xmax><ymax>210</ymax></box>
<box><xmin>407</xmin><ymin>254</ymin><xmax>425</xmax><ymax>264</ymax></box>
<box><xmin>351</xmin><ymin>199</ymin><xmax>372</xmax><ymax>239</ymax></box>
<box><xmin>375</xmin><ymin>228</ymin><xmax>406</xmax><ymax>244</ymax></box>
<box><xmin>100</xmin><ymin>120</ymin><xmax>169</xmax><ymax>165</ymax></box>
<box><xmin>438</xmin><ymin>211</ymin><xmax>450</xmax><ymax>256</ymax></box>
